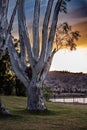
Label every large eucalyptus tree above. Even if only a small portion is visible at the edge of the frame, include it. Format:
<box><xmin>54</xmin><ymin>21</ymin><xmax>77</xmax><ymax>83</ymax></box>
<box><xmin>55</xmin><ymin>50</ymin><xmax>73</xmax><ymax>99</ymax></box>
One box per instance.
<box><xmin>8</xmin><ymin>0</ymin><xmax>68</xmax><ymax>111</ymax></box>
<box><xmin>0</xmin><ymin>0</ymin><xmax>80</xmax><ymax>111</ymax></box>
<box><xmin>0</xmin><ymin>0</ymin><xmax>18</xmax><ymax>114</ymax></box>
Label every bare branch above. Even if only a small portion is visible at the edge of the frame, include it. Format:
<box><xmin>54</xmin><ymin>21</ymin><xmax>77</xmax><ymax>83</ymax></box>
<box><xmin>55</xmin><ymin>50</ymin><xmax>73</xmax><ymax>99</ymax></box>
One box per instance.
<box><xmin>0</xmin><ymin>0</ymin><xmax>18</xmax><ymax>59</ymax></box>
<box><xmin>36</xmin><ymin>0</ymin><xmax>54</xmax><ymax>72</ymax></box>
<box><xmin>8</xmin><ymin>0</ymin><xmax>19</xmax><ymax>33</ymax></box>
<box><xmin>47</xmin><ymin>0</ymin><xmax>63</xmax><ymax>58</ymax></box>
<box><xmin>18</xmin><ymin>0</ymin><xmax>35</xmax><ymax>69</ymax></box>
<box><xmin>0</xmin><ymin>0</ymin><xmax>9</xmax><ymax>58</ymax></box>
<box><xmin>8</xmin><ymin>35</ymin><xmax>29</xmax><ymax>88</ymax></box>
<box><xmin>0</xmin><ymin>0</ymin><xmax>9</xmax><ymax>19</ymax></box>
<box><xmin>18</xmin><ymin>0</ymin><xmax>26</xmax><ymax>69</ymax></box>
<box><xmin>39</xmin><ymin>0</ymin><xmax>54</xmax><ymax>62</ymax></box>
<box><xmin>40</xmin><ymin>50</ymin><xmax>55</xmax><ymax>82</ymax></box>
<box><xmin>33</xmin><ymin>0</ymin><xmax>40</xmax><ymax>60</ymax></box>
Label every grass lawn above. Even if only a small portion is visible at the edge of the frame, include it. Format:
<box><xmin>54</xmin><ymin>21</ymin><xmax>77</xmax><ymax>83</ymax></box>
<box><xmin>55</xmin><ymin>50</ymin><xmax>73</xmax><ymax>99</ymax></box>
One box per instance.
<box><xmin>0</xmin><ymin>96</ymin><xmax>87</xmax><ymax>130</ymax></box>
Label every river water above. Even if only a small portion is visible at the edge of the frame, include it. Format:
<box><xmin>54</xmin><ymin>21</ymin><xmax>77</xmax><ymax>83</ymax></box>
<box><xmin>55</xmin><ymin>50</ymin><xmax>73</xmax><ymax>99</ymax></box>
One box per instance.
<box><xmin>49</xmin><ymin>97</ymin><xmax>87</xmax><ymax>104</ymax></box>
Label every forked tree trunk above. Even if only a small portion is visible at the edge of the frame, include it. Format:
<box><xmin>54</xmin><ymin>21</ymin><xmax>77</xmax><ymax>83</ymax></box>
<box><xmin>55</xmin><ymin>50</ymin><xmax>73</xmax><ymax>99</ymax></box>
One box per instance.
<box><xmin>27</xmin><ymin>80</ymin><xmax>47</xmax><ymax>111</ymax></box>
<box><xmin>26</xmin><ymin>56</ymin><xmax>53</xmax><ymax>111</ymax></box>
<box><xmin>0</xmin><ymin>0</ymin><xmax>79</xmax><ymax>113</ymax></box>
<box><xmin>8</xmin><ymin>0</ymin><xmax>63</xmax><ymax>112</ymax></box>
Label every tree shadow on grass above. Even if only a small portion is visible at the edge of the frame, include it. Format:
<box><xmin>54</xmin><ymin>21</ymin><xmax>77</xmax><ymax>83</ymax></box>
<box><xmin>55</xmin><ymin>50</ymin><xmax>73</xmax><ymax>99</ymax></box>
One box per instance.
<box><xmin>0</xmin><ymin>109</ymin><xmax>59</xmax><ymax>119</ymax></box>
<box><xmin>27</xmin><ymin>110</ymin><xmax>57</xmax><ymax>116</ymax></box>
<box><xmin>14</xmin><ymin>109</ymin><xmax>61</xmax><ymax>116</ymax></box>
<box><xmin>0</xmin><ymin>113</ymin><xmax>22</xmax><ymax>121</ymax></box>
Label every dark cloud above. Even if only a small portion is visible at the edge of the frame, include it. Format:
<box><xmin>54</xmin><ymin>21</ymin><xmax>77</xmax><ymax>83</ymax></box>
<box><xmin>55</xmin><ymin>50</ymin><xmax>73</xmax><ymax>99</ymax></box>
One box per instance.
<box><xmin>68</xmin><ymin>0</ymin><xmax>87</xmax><ymax>11</ymax></box>
<box><xmin>67</xmin><ymin>6</ymin><xmax>87</xmax><ymax>19</ymax></box>
<box><xmin>66</xmin><ymin>0</ymin><xmax>87</xmax><ymax>19</ymax></box>
<box><xmin>8</xmin><ymin>0</ymin><xmax>87</xmax><ymax>34</ymax></box>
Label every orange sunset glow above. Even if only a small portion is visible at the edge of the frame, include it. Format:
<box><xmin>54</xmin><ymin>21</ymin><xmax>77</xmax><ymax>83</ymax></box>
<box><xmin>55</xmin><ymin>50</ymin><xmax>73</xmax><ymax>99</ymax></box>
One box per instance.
<box><xmin>9</xmin><ymin>0</ymin><xmax>87</xmax><ymax>73</ymax></box>
<box><xmin>50</xmin><ymin>21</ymin><xmax>87</xmax><ymax>73</ymax></box>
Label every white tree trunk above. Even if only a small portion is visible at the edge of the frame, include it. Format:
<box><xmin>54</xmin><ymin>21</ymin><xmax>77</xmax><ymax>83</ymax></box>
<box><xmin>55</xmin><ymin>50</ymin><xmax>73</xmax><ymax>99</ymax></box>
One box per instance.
<box><xmin>0</xmin><ymin>0</ymin><xmax>78</xmax><ymax>113</ymax></box>
<box><xmin>5</xmin><ymin>0</ymin><xmax>63</xmax><ymax>112</ymax></box>
<box><xmin>27</xmin><ymin>80</ymin><xmax>47</xmax><ymax>111</ymax></box>
<box><xmin>8</xmin><ymin>0</ymin><xmax>62</xmax><ymax>111</ymax></box>
<box><xmin>0</xmin><ymin>0</ymin><xmax>18</xmax><ymax>115</ymax></box>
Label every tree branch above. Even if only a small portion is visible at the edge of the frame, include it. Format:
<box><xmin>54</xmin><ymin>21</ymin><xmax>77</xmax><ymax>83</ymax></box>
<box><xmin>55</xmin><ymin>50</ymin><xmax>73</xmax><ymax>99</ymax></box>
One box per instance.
<box><xmin>0</xmin><ymin>0</ymin><xmax>18</xmax><ymax>59</ymax></box>
<box><xmin>0</xmin><ymin>0</ymin><xmax>9</xmax><ymax>58</ymax></box>
<box><xmin>47</xmin><ymin>0</ymin><xmax>63</xmax><ymax>58</ymax></box>
<box><xmin>39</xmin><ymin>0</ymin><xmax>54</xmax><ymax>62</ymax></box>
<box><xmin>18</xmin><ymin>0</ymin><xmax>26</xmax><ymax>69</ymax></box>
<box><xmin>8</xmin><ymin>0</ymin><xmax>19</xmax><ymax>33</ymax></box>
<box><xmin>40</xmin><ymin>50</ymin><xmax>55</xmax><ymax>82</ymax></box>
<box><xmin>0</xmin><ymin>0</ymin><xmax>9</xmax><ymax>20</ymax></box>
<box><xmin>8</xmin><ymin>35</ymin><xmax>29</xmax><ymax>88</ymax></box>
<box><xmin>33</xmin><ymin>0</ymin><xmax>40</xmax><ymax>60</ymax></box>
<box><xmin>18</xmin><ymin>0</ymin><xmax>35</xmax><ymax>69</ymax></box>
<box><xmin>36</xmin><ymin>0</ymin><xmax>54</xmax><ymax>72</ymax></box>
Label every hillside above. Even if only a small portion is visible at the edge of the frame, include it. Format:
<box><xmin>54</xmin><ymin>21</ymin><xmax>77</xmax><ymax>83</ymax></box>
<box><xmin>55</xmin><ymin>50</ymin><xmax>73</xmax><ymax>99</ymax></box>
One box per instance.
<box><xmin>44</xmin><ymin>71</ymin><xmax>87</xmax><ymax>97</ymax></box>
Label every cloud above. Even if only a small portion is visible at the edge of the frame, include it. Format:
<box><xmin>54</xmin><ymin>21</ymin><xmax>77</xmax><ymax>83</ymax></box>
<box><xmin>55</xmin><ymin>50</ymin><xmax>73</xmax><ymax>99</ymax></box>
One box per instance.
<box><xmin>8</xmin><ymin>0</ymin><xmax>87</xmax><ymax>44</ymax></box>
<box><xmin>67</xmin><ymin>0</ymin><xmax>87</xmax><ymax>11</ymax></box>
<box><xmin>68</xmin><ymin>7</ymin><xmax>87</xmax><ymax>19</ymax></box>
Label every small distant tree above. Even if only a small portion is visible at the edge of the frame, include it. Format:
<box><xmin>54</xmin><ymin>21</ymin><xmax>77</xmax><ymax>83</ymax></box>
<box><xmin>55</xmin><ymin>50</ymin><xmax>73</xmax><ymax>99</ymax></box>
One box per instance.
<box><xmin>54</xmin><ymin>22</ymin><xmax>80</xmax><ymax>51</ymax></box>
<box><xmin>43</xmin><ymin>86</ymin><xmax>52</xmax><ymax>101</ymax></box>
<box><xmin>0</xmin><ymin>0</ymin><xmax>80</xmax><ymax>112</ymax></box>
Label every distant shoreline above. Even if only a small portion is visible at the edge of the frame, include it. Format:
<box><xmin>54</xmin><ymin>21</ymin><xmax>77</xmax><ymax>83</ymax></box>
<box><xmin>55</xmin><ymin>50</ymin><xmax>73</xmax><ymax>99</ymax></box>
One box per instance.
<box><xmin>49</xmin><ymin>97</ymin><xmax>87</xmax><ymax>104</ymax></box>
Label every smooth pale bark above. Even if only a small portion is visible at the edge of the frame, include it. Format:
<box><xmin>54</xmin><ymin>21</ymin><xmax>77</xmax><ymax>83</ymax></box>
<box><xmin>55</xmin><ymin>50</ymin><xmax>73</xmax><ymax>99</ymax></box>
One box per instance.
<box><xmin>0</xmin><ymin>0</ymin><xmax>9</xmax><ymax>58</ymax></box>
<box><xmin>33</xmin><ymin>0</ymin><xmax>40</xmax><ymax>60</ymax></box>
<box><xmin>8</xmin><ymin>36</ymin><xmax>29</xmax><ymax>88</ymax></box>
<box><xmin>0</xmin><ymin>0</ymin><xmax>9</xmax><ymax>111</ymax></box>
<box><xmin>17</xmin><ymin>0</ymin><xmax>35</xmax><ymax>69</ymax></box>
<box><xmin>0</xmin><ymin>0</ymin><xmax>18</xmax><ymax>114</ymax></box>
<box><xmin>11</xmin><ymin>0</ymin><xmax>63</xmax><ymax>111</ymax></box>
<box><xmin>27</xmin><ymin>81</ymin><xmax>46</xmax><ymax>111</ymax></box>
<box><xmin>0</xmin><ymin>0</ymin><xmax>9</xmax><ymax>113</ymax></box>
<box><xmin>36</xmin><ymin>0</ymin><xmax>54</xmax><ymax>72</ymax></box>
<box><xmin>0</xmin><ymin>0</ymin><xmax>78</xmax><ymax>111</ymax></box>
<box><xmin>26</xmin><ymin>50</ymin><xmax>55</xmax><ymax>110</ymax></box>
<box><xmin>0</xmin><ymin>0</ymin><xmax>63</xmax><ymax>111</ymax></box>
<box><xmin>18</xmin><ymin>1</ymin><xmax>26</xmax><ymax>69</ymax></box>
<box><xmin>47</xmin><ymin>0</ymin><xmax>63</xmax><ymax>58</ymax></box>
<box><xmin>8</xmin><ymin>0</ymin><xmax>19</xmax><ymax>33</ymax></box>
<box><xmin>40</xmin><ymin>0</ymin><xmax>54</xmax><ymax>62</ymax></box>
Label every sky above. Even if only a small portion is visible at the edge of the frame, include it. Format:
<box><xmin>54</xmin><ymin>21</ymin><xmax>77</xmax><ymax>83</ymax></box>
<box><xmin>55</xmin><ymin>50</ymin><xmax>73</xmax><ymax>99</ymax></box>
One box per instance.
<box><xmin>50</xmin><ymin>0</ymin><xmax>87</xmax><ymax>73</ymax></box>
<box><xmin>8</xmin><ymin>0</ymin><xmax>87</xmax><ymax>73</ymax></box>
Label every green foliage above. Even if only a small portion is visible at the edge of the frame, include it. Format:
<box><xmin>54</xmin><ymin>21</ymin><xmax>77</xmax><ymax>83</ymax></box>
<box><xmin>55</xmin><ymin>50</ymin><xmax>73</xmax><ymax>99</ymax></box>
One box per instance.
<box><xmin>0</xmin><ymin>49</ymin><xmax>26</xmax><ymax>96</ymax></box>
<box><xmin>60</xmin><ymin>0</ymin><xmax>71</xmax><ymax>13</ymax></box>
<box><xmin>0</xmin><ymin>50</ymin><xmax>15</xmax><ymax>95</ymax></box>
<box><xmin>43</xmin><ymin>86</ymin><xmax>52</xmax><ymax>101</ymax></box>
<box><xmin>55</xmin><ymin>22</ymin><xmax>80</xmax><ymax>51</ymax></box>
